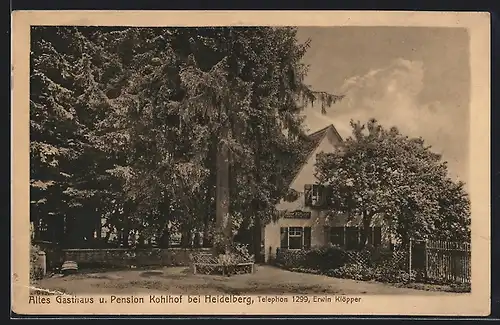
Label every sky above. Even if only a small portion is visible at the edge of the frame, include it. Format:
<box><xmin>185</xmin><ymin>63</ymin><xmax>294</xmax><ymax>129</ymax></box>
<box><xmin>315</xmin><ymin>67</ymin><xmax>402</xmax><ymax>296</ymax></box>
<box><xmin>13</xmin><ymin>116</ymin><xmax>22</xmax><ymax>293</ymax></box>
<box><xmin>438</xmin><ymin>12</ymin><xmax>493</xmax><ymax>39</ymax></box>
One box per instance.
<box><xmin>296</xmin><ymin>27</ymin><xmax>470</xmax><ymax>185</ymax></box>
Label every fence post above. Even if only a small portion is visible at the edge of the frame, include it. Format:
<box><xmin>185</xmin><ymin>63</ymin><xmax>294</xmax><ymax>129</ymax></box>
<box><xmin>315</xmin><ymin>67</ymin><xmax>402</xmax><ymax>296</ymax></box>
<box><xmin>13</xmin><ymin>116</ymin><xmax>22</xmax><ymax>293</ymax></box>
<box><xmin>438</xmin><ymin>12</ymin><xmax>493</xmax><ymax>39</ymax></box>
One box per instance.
<box><xmin>408</xmin><ymin>238</ymin><xmax>412</xmax><ymax>278</ymax></box>
<box><xmin>424</xmin><ymin>239</ymin><xmax>428</xmax><ymax>280</ymax></box>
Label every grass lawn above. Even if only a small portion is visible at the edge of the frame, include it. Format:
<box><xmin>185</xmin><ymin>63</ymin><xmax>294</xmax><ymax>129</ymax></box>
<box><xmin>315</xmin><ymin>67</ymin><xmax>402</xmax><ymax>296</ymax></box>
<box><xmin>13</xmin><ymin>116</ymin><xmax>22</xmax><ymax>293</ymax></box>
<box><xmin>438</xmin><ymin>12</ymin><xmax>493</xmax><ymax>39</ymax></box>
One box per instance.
<box><xmin>32</xmin><ymin>265</ymin><xmax>465</xmax><ymax>296</ymax></box>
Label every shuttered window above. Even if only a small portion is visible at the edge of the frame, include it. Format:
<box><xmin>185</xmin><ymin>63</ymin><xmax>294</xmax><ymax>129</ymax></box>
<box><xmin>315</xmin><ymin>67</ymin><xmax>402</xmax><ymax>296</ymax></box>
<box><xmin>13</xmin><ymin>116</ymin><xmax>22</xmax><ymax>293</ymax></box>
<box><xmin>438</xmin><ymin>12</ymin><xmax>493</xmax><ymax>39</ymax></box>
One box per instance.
<box><xmin>280</xmin><ymin>227</ymin><xmax>289</xmax><ymax>249</ymax></box>
<box><xmin>311</xmin><ymin>185</ymin><xmax>320</xmax><ymax>207</ymax></box>
<box><xmin>304</xmin><ymin>184</ymin><xmax>313</xmax><ymax>207</ymax></box>
<box><xmin>280</xmin><ymin>226</ymin><xmax>312</xmax><ymax>250</ymax></box>
<box><xmin>324</xmin><ymin>185</ymin><xmax>334</xmax><ymax>208</ymax></box>
<box><xmin>304</xmin><ymin>227</ymin><xmax>311</xmax><ymax>250</ymax></box>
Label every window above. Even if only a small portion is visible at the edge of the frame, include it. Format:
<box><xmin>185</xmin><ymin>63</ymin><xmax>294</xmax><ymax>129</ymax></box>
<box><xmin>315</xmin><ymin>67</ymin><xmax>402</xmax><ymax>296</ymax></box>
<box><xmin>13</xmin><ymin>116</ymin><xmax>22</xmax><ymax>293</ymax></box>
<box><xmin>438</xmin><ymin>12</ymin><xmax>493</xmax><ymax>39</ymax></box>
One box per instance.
<box><xmin>304</xmin><ymin>185</ymin><xmax>312</xmax><ymax>206</ymax></box>
<box><xmin>345</xmin><ymin>227</ymin><xmax>360</xmax><ymax>250</ymax></box>
<box><xmin>311</xmin><ymin>185</ymin><xmax>321</xmax><ymax>206</ymax></box>
<box><xmin>305</xmin><ymin>184</ymin><xmax>320</xmax><ymax>207</ymax></box>
<box><xmin>280</xmin><ymin>227</ymin><xmax>311</xmax><ymax>250</ymax></box>
<box><xmin>324</xmin><ymin>185</ymin><xmax>334</xmax><ymax>208</ymax></box>
<box><xmin>328</xmin><ymin>226</ymin><xmax>382</xmax><ymax>249</ymax></box>
<box><xmin>305</xmin><ymin>184</ymin><xmax>331</xmax><ymax>208</ymax></box>
<box><xmin>288</xmin><ymin>227</ymin><xmax>303</xmax><ymax>249</ymax></box>
<box><xmin>329</xmin><ymin>227</ymin><xmax>345</xmax><ymax>246</ymax></box>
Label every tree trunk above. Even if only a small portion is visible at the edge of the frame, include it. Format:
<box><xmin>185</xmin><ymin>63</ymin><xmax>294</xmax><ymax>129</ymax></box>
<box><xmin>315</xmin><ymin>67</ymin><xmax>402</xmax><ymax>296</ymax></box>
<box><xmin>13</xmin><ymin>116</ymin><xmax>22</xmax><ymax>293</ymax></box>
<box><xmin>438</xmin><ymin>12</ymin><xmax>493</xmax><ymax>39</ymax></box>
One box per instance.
<box><xmin>215</xmin><ymin>126</ymin><xmax>232</xmax><ymax>254</ymax></box>
<box><xmin>137</xmin><ymin>231</ymin><xmax>146</xmax><ymax>247</ymax></box>
<box><xmin>234</xmin><ymin>218</ymin><xmax>252</xmax><ymax>247</ymax></box>
<box><xmin>201</xmin><ymin>196</ymin><xmax>211</xmax><ymax>248</ymax></box>
<box><xmin>401</xmin><ymin>228</ymin><xmax>410</xmax><ymax>250</ymax></box>
<box><xmin>252</xmin><ymin>132</ymin><xmax>263</xmax><ymax>262</ymax></box>
<box><xmin>180</xmin><ymin>224</ymin><xmax>192</xmax><ymax>248</ymax></box>
<box><xmin>202</xmin><ymin>219</ymin><xmax>211</xmax><ymax>248</ymax></box>
<box><xmin>103</xmin><ymin>224</ymin><xmax>112</xmax><ymax>245</ymax></box>
<box><xmin>193</xmin><ymin>231</ymin><xmax>201</xmax><ymax>248</ymax></box>
<box><xmin>120</xmin><ymin>203</ymin><xmax>132</xmax><ymax>248</ymax></box>
<box><xmin>400</xmin><ymin>207</ymin><xmax>412</xmax><ymax>249</ymax></box>
<box><xmin>53</xmin><ymin>214</ymin><xmax>66</xmax><ymax>244</ymax></box>
<box><xmin>63</xmin><ymin>215</ymin><xmax>75</xmax><ymax>248</ymax></box>
<box><xmin>121</xmin><ymin>227</ymin><xmax>129</xmax><ymax>247</ymax></box>
<box><xmin>361</xmin><ymin>211</ymin><xmax>371</xmax><ymax>249</ymax></box>
<box><xmin>253</xmin><ymin>213</ymin><xmax>262</xmax><ymax>262</ymax></box>
<box><xmin>203</xmin><ymin>135</ymin><xmax>217</xmax><ymax>248</ymax></box>
<box><xmin>159</xmin><ymin>223</ymin><xmax>170</xmax><ymax>248</ymax></box>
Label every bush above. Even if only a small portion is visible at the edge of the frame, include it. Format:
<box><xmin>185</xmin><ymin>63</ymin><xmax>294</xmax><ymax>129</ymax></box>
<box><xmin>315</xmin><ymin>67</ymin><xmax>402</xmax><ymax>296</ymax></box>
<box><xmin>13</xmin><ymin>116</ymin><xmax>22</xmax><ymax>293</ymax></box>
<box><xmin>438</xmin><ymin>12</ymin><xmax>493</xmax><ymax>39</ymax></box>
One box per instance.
<box><xmin>276</xmin><ymin>246</ymin><xmax>417</xmax><ymax>284</ymax></box>
<box><xmin>449</xmin><ymin>282</ymin><xmax>471</xmax><ymax>293</ymax></box>
<box><xmin>303</xmin><ymin>246</ymin><xmax>348</xmax><ymax>271</ymax></box>
<box><xmin>230</xmin><ymin>242</ymin><xmax>254</xmax><ymax>262</ymax></box>
<box><xmin>372</xmin><ymin>261</ymin><xmax>415</xmax><ymax>283</ymax></box>
<box><xmin>275</xmin><ymin>246</ymin><xmax>348</xmax><ymax>271</ymax></box>
<box><xmin>30</xmin><ymin>244</ymin><xmax>44</xmax><ymax>282</ymax></box>
<box><xmin>275</xmin><ymin>249</ymin><xmax>308</xmax><ymax>268</ymax></box>
<box><xmin>328</xmin><ymin>261</ymin><xmax>415</xmax><ymax>284</ymax></box>
<box><xmin>329</xmin><ymin>264</ymin><xmax>376</xmax><ymax>281</ymax></box>
<box><xmin>215</xmin><ymin>244</ymin><xmax>255</xmax><ymax>277</ymax></box>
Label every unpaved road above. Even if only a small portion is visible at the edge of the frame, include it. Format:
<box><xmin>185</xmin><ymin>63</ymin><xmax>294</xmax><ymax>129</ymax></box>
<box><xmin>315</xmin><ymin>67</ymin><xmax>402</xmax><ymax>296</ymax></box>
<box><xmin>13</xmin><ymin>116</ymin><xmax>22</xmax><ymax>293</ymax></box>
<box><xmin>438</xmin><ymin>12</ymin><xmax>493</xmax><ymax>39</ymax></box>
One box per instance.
<box><xmin>35</xmin><ymin>265</ymin><xmax>464</xmax><ymax>296</ymax></box>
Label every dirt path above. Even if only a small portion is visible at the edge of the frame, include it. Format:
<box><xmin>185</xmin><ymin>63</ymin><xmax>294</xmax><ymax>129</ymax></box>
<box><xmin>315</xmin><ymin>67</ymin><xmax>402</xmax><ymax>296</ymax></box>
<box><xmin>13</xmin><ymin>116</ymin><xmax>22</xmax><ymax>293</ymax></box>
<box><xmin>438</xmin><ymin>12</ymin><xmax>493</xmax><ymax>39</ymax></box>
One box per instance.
<box><xmin>36</xmin><ymin>265</ymin><xmax>463</xmax><ymax>296</ymax></box>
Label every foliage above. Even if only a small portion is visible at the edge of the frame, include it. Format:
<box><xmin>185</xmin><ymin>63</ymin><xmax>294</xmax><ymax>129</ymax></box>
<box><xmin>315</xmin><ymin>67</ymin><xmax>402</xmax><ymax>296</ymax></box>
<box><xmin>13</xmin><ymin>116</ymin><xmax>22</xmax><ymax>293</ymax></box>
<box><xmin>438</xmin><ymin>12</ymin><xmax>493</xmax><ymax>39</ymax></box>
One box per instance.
<box><xmin>275</xmin><ymin>249</ymin><xmax>308</xmax><ymax>268</ymax></box>
<box><xmin>278</xmin><ymin>244</ymin><xmax>468</xmax><ymax>286</ymax></box>
<box><xmin>315</xmin><ymin>118</ymin><xmax>471</xmax><ymax>246</ymax></box>
<box><xmin>217</xmin><ymin>253</ymin><xmax>239</xmax><ymax>266</ymax></box>
<box><xmin>328</xmin><ymin>264</ymin><xmax>376</xmax><ymax>281</ymax></box>
<box><xmin>449</xmin><ymin>283</ymin><xmax>471</xmax><ymax>293</ymax></box>
<box><xmin>283</xmin><ymin>189</ymin><xmax>300</xmax><ymax>202</ymax></box>
<box><xmin>373</xmin><ymin>262</ymin><xmax>416</xmax><ymax>283</ymax></box>
<box><xmin>30</xmin><ymin>26</ymin><xmax>344</xmax><ymax>251</ymax></box>
<box><xmin>275</xmin><ymin>246</ymin><xmax>416</xmax><ymax>284</ymax></box>
<box><xmin>329</xmin><ymin>263</ymin><xmax>415</xmax><ymax>283</ymax></box>
<box><xmin>217</xmin><ymin>243</ymin><xmax>254</xmax><ymax>266</ymax></box>
<box><xmin>276</xmin><ymin>246</ymin><xmax>348</xmax><ymax>271</ymax></box>
<box><xmin>230</xmin><ymin>242</ymin><xmax>255</xmax><ymax>262</ymax></box>
<box><xmin>301</xmin><ymin>246</ymin><xmax>348</xmax><ymax>271</ymax></box>
<box><xmin>30</xmin><ymin>244</ymin><xmax>44</xmax><ymax>282</ymax></box>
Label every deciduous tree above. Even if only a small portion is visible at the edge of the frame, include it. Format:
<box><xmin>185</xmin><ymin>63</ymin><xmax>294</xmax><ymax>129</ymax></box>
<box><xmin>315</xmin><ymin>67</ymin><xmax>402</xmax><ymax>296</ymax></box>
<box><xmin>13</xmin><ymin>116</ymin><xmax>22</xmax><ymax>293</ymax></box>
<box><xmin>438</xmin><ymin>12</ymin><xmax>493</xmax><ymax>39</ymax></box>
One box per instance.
<box><xmin>315</xmin><ymin>118</ymin><xmax>471</xmax><ymax>248</ymax></box>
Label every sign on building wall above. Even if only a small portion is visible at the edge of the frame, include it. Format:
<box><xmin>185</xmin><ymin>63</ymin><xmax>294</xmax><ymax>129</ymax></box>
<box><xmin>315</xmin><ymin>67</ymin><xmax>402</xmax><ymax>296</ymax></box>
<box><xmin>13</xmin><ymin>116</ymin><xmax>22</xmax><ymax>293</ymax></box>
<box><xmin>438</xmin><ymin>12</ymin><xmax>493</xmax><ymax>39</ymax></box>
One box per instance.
<box><xmin>278</xmin><ymin>210</ymin><xmax>312</xmax><ymax>219</ymax></box>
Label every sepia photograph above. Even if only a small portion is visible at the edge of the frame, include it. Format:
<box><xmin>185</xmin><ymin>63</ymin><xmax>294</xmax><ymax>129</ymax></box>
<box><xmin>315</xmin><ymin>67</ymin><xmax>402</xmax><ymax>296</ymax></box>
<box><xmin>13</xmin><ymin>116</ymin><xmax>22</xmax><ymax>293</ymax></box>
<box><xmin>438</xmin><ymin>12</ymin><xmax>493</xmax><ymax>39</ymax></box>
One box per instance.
<box><xmin>11</xmin><ymin>11</ymin><xmax>490</xmax><ymax>316</ymax></box>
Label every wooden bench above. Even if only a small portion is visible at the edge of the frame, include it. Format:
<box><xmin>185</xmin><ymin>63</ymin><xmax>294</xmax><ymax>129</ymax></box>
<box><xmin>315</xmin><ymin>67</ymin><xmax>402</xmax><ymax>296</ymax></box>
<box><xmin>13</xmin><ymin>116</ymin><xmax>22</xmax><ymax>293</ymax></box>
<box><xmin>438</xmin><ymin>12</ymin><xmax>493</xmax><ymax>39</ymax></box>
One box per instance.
<box><xmin>191</xmin><ymin>253</ymin><xmax>255</xmax><ymax>276</ymax></box>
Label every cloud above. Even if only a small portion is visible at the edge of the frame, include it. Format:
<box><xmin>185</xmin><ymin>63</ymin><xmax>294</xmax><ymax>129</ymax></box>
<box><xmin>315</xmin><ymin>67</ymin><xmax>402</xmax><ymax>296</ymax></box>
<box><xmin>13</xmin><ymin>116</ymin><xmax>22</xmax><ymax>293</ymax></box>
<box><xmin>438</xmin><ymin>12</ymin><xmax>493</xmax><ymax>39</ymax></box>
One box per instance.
<box><xmin>305</xmin><ymin>58</ymin><xmax>468</xmax><ymax>184</ymax></box>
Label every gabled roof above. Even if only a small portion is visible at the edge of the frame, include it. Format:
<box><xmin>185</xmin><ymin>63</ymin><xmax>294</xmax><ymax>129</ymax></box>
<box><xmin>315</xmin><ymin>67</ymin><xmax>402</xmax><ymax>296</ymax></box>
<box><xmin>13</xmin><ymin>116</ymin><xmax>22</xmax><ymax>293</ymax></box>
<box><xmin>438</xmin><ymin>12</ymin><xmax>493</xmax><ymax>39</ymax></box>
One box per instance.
<box><xmin>283</xmin><ymin>124</ymin><xmax>343</xmax><ymax>189</ymax></box>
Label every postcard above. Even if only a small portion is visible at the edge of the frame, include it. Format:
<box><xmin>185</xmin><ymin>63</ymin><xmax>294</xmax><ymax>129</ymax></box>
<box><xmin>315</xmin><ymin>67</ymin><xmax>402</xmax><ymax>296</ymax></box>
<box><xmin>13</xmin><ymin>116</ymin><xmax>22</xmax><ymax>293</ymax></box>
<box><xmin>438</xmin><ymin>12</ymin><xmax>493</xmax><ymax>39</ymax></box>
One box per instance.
<box><xmin>11</xmin><ymin>10</ymin><xmax>491</xmax><ymax>316</ymax></box>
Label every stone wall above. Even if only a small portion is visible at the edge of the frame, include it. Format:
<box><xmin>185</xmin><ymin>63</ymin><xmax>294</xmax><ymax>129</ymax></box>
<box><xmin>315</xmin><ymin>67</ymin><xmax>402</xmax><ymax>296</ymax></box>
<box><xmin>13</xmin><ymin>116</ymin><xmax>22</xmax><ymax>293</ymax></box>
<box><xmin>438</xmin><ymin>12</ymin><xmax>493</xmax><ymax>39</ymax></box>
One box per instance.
<box><xmin>61</xmin><ymin>248</ymin><xmax>211</xmax><ymax>268</ymax></box>
<box><xmin>32</xmin><ymin>240</ymin><xmax>64</xmax><ymax>271</ymax></box>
